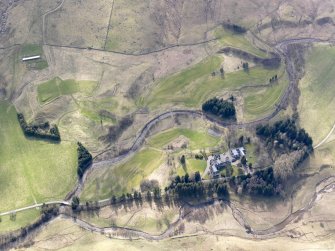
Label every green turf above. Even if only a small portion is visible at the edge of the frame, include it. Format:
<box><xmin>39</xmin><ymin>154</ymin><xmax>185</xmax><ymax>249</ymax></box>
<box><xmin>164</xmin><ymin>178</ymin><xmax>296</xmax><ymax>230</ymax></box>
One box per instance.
<box><xmin>81</xmin><ymin>148</ymin><xmax>164</xmax><ymax>201</ymax></box>
<box><xmin>0</xmin><ymin>102</ymin><xmax>77</xmax><ymax>212</ymax></box>
<box><xmin>20</xmin><ymin>44</ymin><xmax>43</xmax><ymax>57</ymax></box>
<box><xmin>148</xmin><ymin>128</ymin><xmax>220</xmax><ymax>150</ymax></box>
<box><xmin>214</xmin><ymin>27</ymin><xmax>268</xmax><ymax>58</ymax></box>
<box><xmin>298</xmin><ymin>45</ymin><xmax>335</xmax><ymax>144</ymax></box>
<box><xmin>19</xmin><ymin>44</ymin><xmax>49</xmax><ymax>70</ymax></box>
<box><xmin>245</xmin><ymin>143</ymin><xmax>256</xmax><ymax>165</ymax></box>
<box><xmin>177</xmin><ymin>159</ymin><xmax>207</xmax><ymax>176</ymax></box>
<box><xmin>146</xmin><ymin>56</ymin><xmax>280</xmax><ymax>109</ymax></box>
<box><xmin>243</xmin><ymin>71</ymin><xmax>288</xmax><ymax>120</ymax></box>
<box><xmin>0</xmin><ymin>209</ymin><xmax>40</xmax><ymax>234</ymax></box>
<box><xmin>37</xmin><ymin>77</ymin><xmax>98</xmax><ymax>103</ymax></box>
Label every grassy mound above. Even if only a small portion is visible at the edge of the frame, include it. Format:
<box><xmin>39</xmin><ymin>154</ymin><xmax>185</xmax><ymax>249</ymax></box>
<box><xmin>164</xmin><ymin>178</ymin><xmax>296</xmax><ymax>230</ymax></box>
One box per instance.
<box><xmin>0</xmin><ymin>102</ymin><xmax>77</xmax><ymax>212</ymax></box>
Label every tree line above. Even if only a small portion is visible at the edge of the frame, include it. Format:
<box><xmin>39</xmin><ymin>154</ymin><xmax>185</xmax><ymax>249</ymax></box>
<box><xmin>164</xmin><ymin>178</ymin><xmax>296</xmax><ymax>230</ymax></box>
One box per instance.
<box><xmin>77</xmin><ymin>142</ymin><xmax>92</xmax><ymax>178</ymax></box>
<box><xmin>17</xmin><ymin>113</ymin><xmax>60</xmax><ymax>142</ymax></box>
<box><xmin>202</xmin><ymin>97</ymin><xmax>236</xmax><ymax>119</ymax></box>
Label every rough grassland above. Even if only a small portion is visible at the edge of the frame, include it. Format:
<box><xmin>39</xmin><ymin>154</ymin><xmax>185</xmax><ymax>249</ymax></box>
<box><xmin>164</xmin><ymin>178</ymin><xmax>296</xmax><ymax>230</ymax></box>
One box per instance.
<box><xmin>148</xmin><ymin>128</ymin><xmax>220</xmax><ymax>150</ymax></box>
<box><xmin>78</xmin><ymin>203</ymin><xmax>179</xmax><ymax>235</ymax></box>
<box><xmin>0</xmin><ymin>102</ymin><xmax>77</xmax><ymax>212</ymax></box>
<box><xmin>214</xmin><ymin>27</ymin><xmax>268</xmax><ymax>58</ymax></box>
<box><xmin>20</xmin><ymin>217</ymin><xmax>335</xmax><ymax>251</ymax></box>
<box><xmin>37</xmin><ymin>77</ymin><xmax>97</xmax><ymax>104</ymax></box>
<box><xmin>298</xmin><ymin>45</ymin><xmax>335</xmax><ymax>144</ymax></box>
<box><xmin>146</xmin><ymin>56</ymin><xmax>280</xmax><ymax>109</ymax></box>
<box><xmin>0</xmin><ymin>209</ymin><xmax>40</xmax><ymax>234</ymax></box>
<box><xmin>81</xmin><ymin>148</ymin><xmax>164</xmax><ymax>201</ymax></box>
<box><xmin>243</xmin><ymin>71</ymin><xmax>288</xmax><ymax>121</ymax></box>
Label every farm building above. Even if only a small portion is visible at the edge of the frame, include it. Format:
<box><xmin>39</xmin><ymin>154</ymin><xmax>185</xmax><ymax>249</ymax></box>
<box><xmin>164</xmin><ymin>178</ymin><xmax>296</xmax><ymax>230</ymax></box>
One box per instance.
<box><xmin>22</xmin><ymin>55</ymin><xmax>41</xmax><ymax>61</ymax></box>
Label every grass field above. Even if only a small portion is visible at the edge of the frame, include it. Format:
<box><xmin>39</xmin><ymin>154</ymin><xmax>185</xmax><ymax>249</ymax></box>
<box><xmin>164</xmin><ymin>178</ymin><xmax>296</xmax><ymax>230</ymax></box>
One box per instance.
<box><xmin>243</xmin><ymin>71</ymin><xmax>288</xmax><ymax>121</ymax></box>
<box><xmin>245</xmin><ymin>143</ymin><xmax>256</xmax><ymax>165</ymax></box>
<box><xmin>298</xmin><ymin>45</ymin><xmax>335</xmax><ymax>145</ymax></box>
<box><xmin>81</xmin><ymin>148</ymin><xmax>164</xmax><ymax>201</ymax></box>
<box><xmin>146</xmin><ymin>56</ymin><xmax>280</xmax><ymax>109</ymax></box>
<box><xmin>0</xmin><ymin>102</ymin><xmax>77</xmax><ymax>212</ymax></box>
<box><xmin>214</xmin><ymin>27</ymin><xmax>268</xmax><ymax>58</ymax></box>
<box><xmin>19</xmin><ymin>44</ymin><xmax>48</xmax><ymax>70</ymax></box>
<box><xmin>177</xmin><ymin>158</ymin><xmax>207</xmax><ymax>176</ymax></box>
<box><xmin>148</xmin><ymin>128</ymin><xmax>220</xmax><ymax>150</ymax></box>
<box><xmin>20</xmin><ymin>44</ymin><xmax>43</xmax><ymax>57</ymax></box>
<box><xmin>0</xmin><ymin>209</ymin><xmax>40</xmax><ymax>234</ymax></box>
<box><xmin>37</xmin><ymin>77</ymin><xmax>98</xmax><ymax>104</ymax></box>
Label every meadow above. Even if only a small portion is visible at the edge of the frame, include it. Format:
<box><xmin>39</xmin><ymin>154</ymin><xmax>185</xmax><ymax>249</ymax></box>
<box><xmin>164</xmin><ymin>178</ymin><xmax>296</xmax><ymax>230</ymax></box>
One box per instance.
<box><xmin>81</xmin><ymin>148</ymin><xmax>164</xmax><ymax>201</ymax></box>
<box><xmin>148</xmin><ymin>128</ymin><xmax>220</xmax><ymax>150</ymax></box>
<box><xmin>145</xmin><ymin>56</ymin><xmax>280</xmax><ymax>109</ymax></box>
<box><xmin>0</xmin><ymin>101</ymin><xmax>77</xmax><ymax>213</ymax></box>
<box><xmin>0</xmin><ymin>209</ymin><xmax>40</xmax><ymax>234</ymax></box>
<box><xmin>243</xmin><ymin>71</ymin><xmax>288</xmax><ymax>121</ymax></box>
<box><xmin>37</xmin><ymin>77</ymin><xmax>97</xmax><ymax>104</ymax></box>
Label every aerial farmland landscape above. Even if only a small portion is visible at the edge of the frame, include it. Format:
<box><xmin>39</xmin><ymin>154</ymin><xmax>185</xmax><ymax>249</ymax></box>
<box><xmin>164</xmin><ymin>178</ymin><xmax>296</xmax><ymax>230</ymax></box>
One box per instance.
<box><xmin>1</xmin><ymin>0</ymin><xmax>335</xmax><ymax>250</ymax></box>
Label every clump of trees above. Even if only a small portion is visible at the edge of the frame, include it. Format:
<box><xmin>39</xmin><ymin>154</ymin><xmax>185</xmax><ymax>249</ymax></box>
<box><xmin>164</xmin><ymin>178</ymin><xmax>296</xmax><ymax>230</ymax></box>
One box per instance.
<box><xmin>256</xmin><ymin>119</ymin><xmax>313</xmax><ymax>183</ymax></box>
<box><xmin>17</xmin><ymin>113</ymin><xmax>60</xmax><ymax>142</ymax></box>
<box><xmin>273</xmin><ymin>150</ymin><xmax>305</xmax><ymax>181</ymax></box>
<box><xmin>269</xmin><ymin>75</ymin><xmax>278</xmax><ymax>83</ymax></box>
<box><xmin>256</xmin><ymin>119</ymin><xmax>313</xmax><ymax>153</ymax></box>
<box><xmin>231</xmin><ymin>167</ymin><xmax>280</xmax><ymax>196</ymax></box>
<box><xmin>77</xmin><ymin>142</ymin><xmax>92</xmax><ymax>178</ymax></box>
<box><xmin>140</xmin><ymin>179</ymin><xmax>159</xmax><ymax>192</ymax></box>
<box><xmin>223</xmin><ymin>23</ymin><xmax>247</xmax><ymax>34</ymax></box>
<box><xmin>71</xmin><ymin>196</ymin><xmax>80</xmax><ymax>210</ymax></box>
<box><xmin>202</xmin><ymin>97</ymin><xmax>236</xmax><ymax>119</ymax></box>
<box><xmin>242</xmin><ymin>62</ymin><xmax>249</xmax><ymax>71</ymax></box>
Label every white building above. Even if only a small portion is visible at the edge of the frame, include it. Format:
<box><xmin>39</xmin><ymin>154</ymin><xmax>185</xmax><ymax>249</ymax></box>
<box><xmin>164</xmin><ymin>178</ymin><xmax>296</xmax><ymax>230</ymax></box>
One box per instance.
<box><xmin>22</xmin><ymin>55</ymin><xmax>41</xmax><ymax>61</ymax></box>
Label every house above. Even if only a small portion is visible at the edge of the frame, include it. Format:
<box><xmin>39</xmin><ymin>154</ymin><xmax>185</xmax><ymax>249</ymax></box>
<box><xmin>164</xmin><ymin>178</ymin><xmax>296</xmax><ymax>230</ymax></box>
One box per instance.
<box><xmin>231</xmin><ymin>149</ymin><xmax>240</xmax><ymax>159</ymax></box>
<box><xmin>238</xmin><ymin>147</ymin><xmax>246</xmax><ymax>157</ymax></box>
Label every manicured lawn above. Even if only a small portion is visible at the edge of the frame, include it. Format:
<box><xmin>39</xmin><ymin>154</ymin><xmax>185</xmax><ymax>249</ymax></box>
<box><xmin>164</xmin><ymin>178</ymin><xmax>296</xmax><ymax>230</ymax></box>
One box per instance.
<box><xmin>298</xmin><ymin>45</ymin><xmax>335</xmax><ymax>144</ymax></box>
<box><xmin>245</xmin><ymin>143</ymin><xmax>256</xmax><ymax>165</ymax></box>
<box><xmin>0</xmin><ymin>102</ymin><xmax>77</xmax><ymax>213</ymax></box>
<box><xmin>146</xmin><ymin>56</ymin><xmax>279</xmax><ymax>109</ymax></box>
<box><xmin>148</xmin><ymin>128</ymin><xmax>220</xmax><ymax>150</ymax></box>
<box><xmin>81</xmin><ymin>148</ymin><xmax>164</xmax><ymax>200</ymax></box>
<box><xmin>37</xmin><ymin>77</ymin><xmax>97</xmax><ymax>103</ymax></box>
